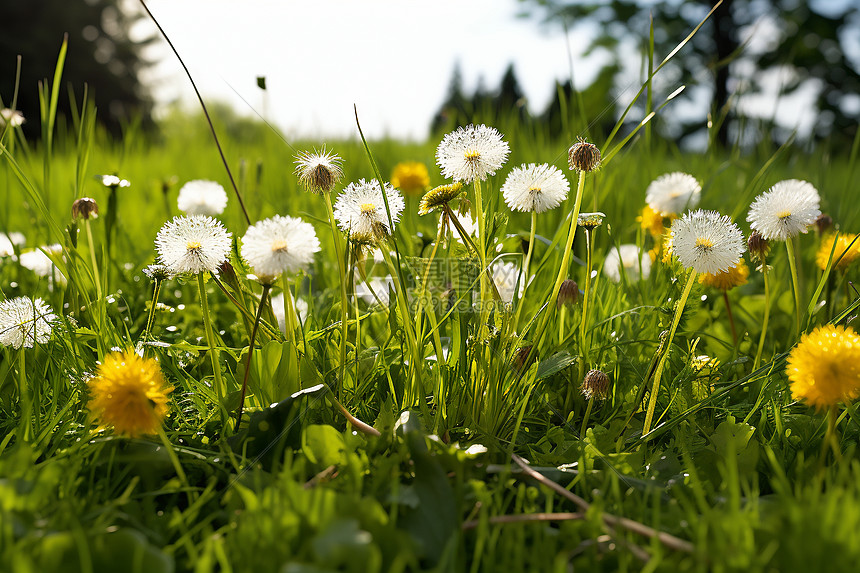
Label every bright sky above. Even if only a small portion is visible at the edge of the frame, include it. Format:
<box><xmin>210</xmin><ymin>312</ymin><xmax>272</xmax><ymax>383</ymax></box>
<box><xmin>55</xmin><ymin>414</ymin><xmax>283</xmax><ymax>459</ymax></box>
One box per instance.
<box><xmin>136</xmin><ymin>0</ymin><xmax>607</xmax><ymax>141</ymax></box>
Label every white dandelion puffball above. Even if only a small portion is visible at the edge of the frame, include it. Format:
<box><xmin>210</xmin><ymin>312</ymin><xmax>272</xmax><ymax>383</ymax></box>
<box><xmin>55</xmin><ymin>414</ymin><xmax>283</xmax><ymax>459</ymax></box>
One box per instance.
<box><xmin>672</xmin><ymin>210</ymin><xmax>745</xmax><ymax>274</ymax></box>
<box><xmin>0</xmin><ymin>297</ymin><xmax>57</xmax><ymax>349</ymax></box>
<box><xmin>747</xmin><ymin>179</ymin><xmax>821</xmax><ymax>241</ymax></box>
<box><xmin>355</xmin><ymin>276</ymin><xmax>395</xmax><ymax>306</ymax></box>
<box><xmin>271</xmin><ymin>293</ymin><xmax>309</xmax><ymax>333</ymax></box>
<box><xmin>294</xmin><ymin>147</ymin><xmax>344</xmax><ymax>194</ymax></box>
<box><xmin>501</xmin><ymin>163</ymin><xmax>570</xmax><ymax>214</ymax></box>
<box><xmin>491</xmin><ymin>261</ymin><xmax>525</xmax><ymax>305</ymax></box>
<box><xmin>645</xmin><ymin>172</ymin><xmax>702</xmax><ymax>216</ymax></box>
<box><xmin>241</xmin><ymin>215</ymin><xmax>320</xmax><ymax>281</ymax></box>
<box><xmin>603</xmin><ymin>245</ymin><xmax>651</xmax><ymax>283</ymax></box>
<box><xmin>436</xmin><ymin>124</ymin><xmax>511</xmax><ymax>184</ymax></box>
<box><xmin>155</xmin><ymin>215</ymin><xmax>232</xmax><ymax>275</ymax></box>
<box><xmin>177</xmin><ymin>180</ymin><xmax>228</xmax><ymax>216</ymax></box>
<box><xmin>333</xmin><ymin>179</ymin><xmax>405</xmax><ymax>241</ymax></box>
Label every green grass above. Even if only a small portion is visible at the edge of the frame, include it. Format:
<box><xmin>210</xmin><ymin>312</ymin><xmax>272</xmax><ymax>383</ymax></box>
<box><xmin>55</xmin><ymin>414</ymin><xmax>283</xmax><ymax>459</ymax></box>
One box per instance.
<box><xmin>3</xmin><ymin>43</ymin><xmax>860</xmax><ymax>571</ymax></box>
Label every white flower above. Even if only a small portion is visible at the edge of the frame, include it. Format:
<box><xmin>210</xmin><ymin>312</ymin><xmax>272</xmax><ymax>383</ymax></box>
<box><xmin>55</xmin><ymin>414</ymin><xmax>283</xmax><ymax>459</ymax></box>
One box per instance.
<box><xmin>355</xmin><ymin>276</ymin><xmax>395</xmax><ymax>306</ymax></box>
<box><xmin>177</xmin><ymin>180</ymin><xmax>228</xmax><ymax>216</ymax></box>
<box><xmin>439</xmin><ymin>213</ymin><xmax>478</xmax><ymax>242</ymax></box>
<box><xmin>99</xmin><ymin>175</ymin><xmax>130</xmax><ymax>189</ymax></box>
<box><xmin>671</xmin><ymin>210</ymin><xmax>745</xmax><ymax>274</ymax></box>
<box><xmin>645</xmin><ymin>172</ymin><xmax>702</xmax><ymax>216</ymax></box>
<box><xmin>436</xmin><ymin>124</ymin><xmax>510</xmax><ymax>183</ymax></box>
<box><xmin>603</xmin><ymin>245</ymin><xmax>651</xmax><ymax>283</ymax></box>
<box><xmin>155</xmin><ymin>215</ymin><xmax>232</xmax><ymax>275</ymax></box>
<box><xmin>0</xmin><ymin>109</ymin><xmax>25</xmax><ymax>128</ymax></box>
<box><xmin>240</xmin><ymin>215</ymin><xmax>320</xmax><ymax>282</ymax></box>
<box><xmin>747</xmin><ymin>179</ymin><xmax>821</xmax><ymax>241</ymax></box>
<box><xmin>0</xmin><ymin>297</ymin><xmax>57</xmax><ymax>349</ymax></box>
<box><xmin>491</xmin><ymin>261</ymin><xmax>524</xmax><ymax>305</ymax></box>
<box><xmin>333</xmin><ymin>179</ymin><xmax>405</xmax><ymax>242</ymax></box>
<box><xmin>294</xmin><ymin>147</ymin><xmax>344</xmax><ymax>194</ymax></box>
<box><xmin>271</xmin><ymin>293</ymin><xmax>309</xmax><ymax>333</ymax></box>
<box><xmin>0</xmin><ymin>232</ymin><xmax>25</xmax><ymax>257</ymax></box>
<box><xmin>501</xmin><ymin>163</ymin><xmax>570</xmax><ymax>213</ymax></box>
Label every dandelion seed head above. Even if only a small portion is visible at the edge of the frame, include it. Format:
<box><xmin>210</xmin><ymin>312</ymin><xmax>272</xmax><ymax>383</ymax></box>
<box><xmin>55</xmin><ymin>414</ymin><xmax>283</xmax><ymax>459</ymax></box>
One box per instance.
<box><xmin>0</xmin><ymin>297</ymin><xmax>56</xmax><ymax>349</ymax></box>
<box><xmin>671</xmin><ymin>210</ymin><xmax>745</xmax><ymax>275</ymax></box>
<box><xmin>240</xmin><ymin>215</ymin><xmax>320</xmax><ymax>282</ymax></box>
<box><xmin>333</xmin><ymin>179</ymin><xmax>404</xmax><ymax>242</ymax></box>
<box><xmin>155</xmin><ymin>215</ymin><xmax>232</xmax><ymax>275</ymax></box>
<box><xmin>645</xmin><ymin>172</ymin><xmax>701</xmax><ymax>216</ymax></box>
<box><xmin>747</xmin><ymin>179</ymin><xmax>821</xmax><ymax>241</ymax></box>
<box><xmin>177</xmin><ymin>180</ymin><xmax>228</xmax><ymax>216</ymax></box>
<box><xmin>603</xmin><ymin>244</ymin><xmax>651</xmax><ymax>283</ymax></box>
<box><xmin>436</xmin><ymin>124</ymin><xmax>510</xmax><ymax>183</ymax></box>
<box><xmin>501</xmin><ymin>163</ymin><xmax>570</xmax><ymax>213</ymax></box>
<box><xmin>294</xmin><ymin>147</ymin><xmax>344</xmax><ymax>194</ymax></box>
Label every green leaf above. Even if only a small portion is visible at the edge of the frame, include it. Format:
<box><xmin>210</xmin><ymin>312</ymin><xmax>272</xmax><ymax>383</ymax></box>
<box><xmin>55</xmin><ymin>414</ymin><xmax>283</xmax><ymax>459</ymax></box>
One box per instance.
<box><xmin>303</xmin><ymin>424</ymin><xmax>347</xmax><ymax>468</ymax></box>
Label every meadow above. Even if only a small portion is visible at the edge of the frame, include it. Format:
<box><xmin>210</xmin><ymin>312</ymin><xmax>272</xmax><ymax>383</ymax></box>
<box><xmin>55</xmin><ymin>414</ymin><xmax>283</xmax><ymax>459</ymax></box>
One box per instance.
<box><xmin>3</xmin><ymin>28</ymin><xmax>860</xmax><ymax>572</ymax></box>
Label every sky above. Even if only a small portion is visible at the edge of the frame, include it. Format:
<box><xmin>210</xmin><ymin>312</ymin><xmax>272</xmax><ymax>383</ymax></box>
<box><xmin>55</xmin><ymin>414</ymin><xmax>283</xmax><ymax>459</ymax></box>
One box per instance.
<box><xmin>135</xmin><ymin>0</ymin><xmax>607</xmax><ymax>141</ymax></box>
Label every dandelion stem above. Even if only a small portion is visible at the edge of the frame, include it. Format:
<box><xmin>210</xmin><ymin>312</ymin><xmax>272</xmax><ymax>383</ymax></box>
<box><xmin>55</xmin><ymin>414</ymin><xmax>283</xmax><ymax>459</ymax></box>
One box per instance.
<box><xmin>197</xmin><ymin>273</ymin><xmax>228</xmax><ymax>427</ymax></box>
<box><xmin>473</xmin><ymin>178</ymin><xmax>491</xmax><ymax>338</ymax></box>
<box><xmin>282</xmin><ymin>275</ymin><xmax>297</xmax><ymax>342</ymax></box>
<box><xmin>237</xmin><ymin>283</ymin><xmax>270</xmax><ymax>430</ymax></box>
<box><xmin>17</xmin><ymin>349</ymin><xmax>31</xmax><ymax>442</ymax></box>
<box><xmin>142</xmin><ymin>279</ymin><xmax>162</xmax><ymax>344</ymax></box>
<box><xmin>580</xmin><ymin>396</ymin><xmax>594</xmax><ymax>438</ymax></box>
<box><xmin>84</xmin><ymin>219</ymin><xmax>102</xmax><ymax>302</ymax></box>
<box><xmin>580</xmin><ymin>226</ymin><xmax>595</xmax><ymax>370</ymax></box>
<box><xmin>513</xmin><ymin>211</ymin><xmax>537</xmax><ymax>331</ymax></box>
<box><xmin>323</xmin><ymin>191</ymin><xmax>349</xmax><ymax>398</ymax></box>
<box><xmin>785</xmin><ymin>238</ymin><xmax>802</xmax><ymax>336</ymax></box>
<box><xmin>643</xmin><ymin>269</ymin><xmax>697</xmax><ymax>436</ymax></box>
<box><xmin>753</xmin><ymin>259</ymin><xmax>770</xmax><ymax>371</ymax></box>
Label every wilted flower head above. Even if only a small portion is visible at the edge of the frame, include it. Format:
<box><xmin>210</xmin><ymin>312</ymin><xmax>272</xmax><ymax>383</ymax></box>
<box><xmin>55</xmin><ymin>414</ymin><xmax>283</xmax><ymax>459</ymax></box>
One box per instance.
<box><xmin>581</xmin><ymin>369</ymin><xmax>610</xmax><ymax>400</ymax></box>
<box><xmin>747</xmin><ymin>179</ymin><xmax>821</xmax><ymax>241</ymax></box>
<box><xmin>240</xmin><ymin>215</ymin><xmax>320</xmax><ymax>283</ymax></box>
<box><xmin>567</xmin><ymin>138</ymin><xmax>601</xmax><ymax>173</ymax></box>
<box><xmin>578</xmin><ymin>212</ymin><xmax>606</xmax><ymax>230</ymax></box>
<box><xmin>419</xmin><ymin>182</ymin><xmax>464</xmax><ymax>215</ymax></box>
<box><xmin>0</xmin><ymin>297</ymin><xmax>57</xmax><ymax>349</ymax></box>
<box><xmin>645</xmin><ymin>172</ymin><xmax>701</xmax><ymax>216</ymax></box>
<box><xmin>787</xmin><ymin>324</ymin><xmax>860</xmax><ymax>409</ymax></box>
<box><xmin>603</xmin><ymin>245</ymin><xmax>651</xmax><ymax>283</ymax></box>
<box><xmin>698</xmin><ymin>257</ymin><xmax>749</xmax><ymax>291</ymax></box>
<box><xmin>99</xmin><ymin>175</ymin><xmax>130</xmax><ymax>189</ymax></box>
<box><xmin>436</xmin><ymin>124</ymin><xmax>510</xmax><ymax>183</ymax></box>
<box><xmin>72</xmin><ymin>197</ymin><xmax>99</xmax><ymax>220</ymax></box>
<box><xmin>294</xmin><ymin>147</ymin><xmax>344</xmax><ymax>194</ymax></box>
<box><xmin>391</xmin><ymin>161</ymin><xmax>430</xmax><ymax>194</ymax></box>
<box><xmin>177</xmin><ymin>180</ymin><xmax>228</xmax><ymax>216</ymax></box>
<box><xmin>334</xmin><ymin>179</ymin><xmax>405</xmax><ymax>242</ymax></box>
<box><xmin>747</xmin><ymin>231</ymin><xmax>770</xmax><ymax>261</ymax></box>
<box><xmin>155</xmin><ymin>215</ymin><xmax>232</xmax><ymax>275</ymax></box>
<box><xmin>501</xmin><ymin>163</ymin><xmax>570</xmax><ymax>214</ymax></box>
<box><xmin>671</xmin><ymin>210</ymin><xmax>745</xmax><ymax>275</ymax></box>
<box><xmin>0</xmin><ymin>108</ymin><xmax>25</xmax><ymax>127</ymax></box>
<box><xmin>816</xmin><ymin>233</ymin><xmax>860</xmax><ymax>271</ymax></box>
<box><xmin>557</xmin><ymin>279</ymin><xmax>579</xmax><ymax>308</ymax></box>
<box><xmin>88</xmin><ymin>351</ymin><xmax>173</xmax><ymax>437</ymax></box>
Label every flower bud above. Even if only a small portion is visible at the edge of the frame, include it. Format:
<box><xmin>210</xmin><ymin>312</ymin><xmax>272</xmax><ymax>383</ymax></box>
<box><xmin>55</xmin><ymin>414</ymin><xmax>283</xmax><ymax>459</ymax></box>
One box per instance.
<box><xmin>557</xmin><ymin>279</ymin><xmax>579</xmax><ymax>308</ymax></box>
<box><xmin>581</xmin><ymin>369</ymin><xmax>610</xmax><ymax>400</ymax></box>
<box><xmin>72</xmin><ymin>197</ymin><xmax>99</xmax><ymax>220</ymax></box>
<box><xmin>568</xmin><ymin>139</ymin><xmax>601</xmax><ymax>173</ymax></box>
<box><xmin>747</xmin><ymin>231</ymin><xmax>770</xmax><ymax>260</ymax></box>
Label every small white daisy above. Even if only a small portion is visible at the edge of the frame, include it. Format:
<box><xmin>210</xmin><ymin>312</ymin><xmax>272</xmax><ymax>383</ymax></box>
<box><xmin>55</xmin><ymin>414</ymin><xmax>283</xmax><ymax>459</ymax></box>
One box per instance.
<box><xmin>436</xmin><ymin>124</ymin><xmax>511</xmax><ymax>183</ymax></box>
<box><xmin>0</xmin><ymin>108</ymin><xmax>25</xmax><ymax>128</ymax></box>
<box><xmin>491</xmin><ymin>261</ymin><xmax>524</xmax><ymax>306</ymax></box>
<box><xmin>333</xmin><ymin>179</ymin><xmax>405</xmax><ymax>242</ymax></box>
<box><xmin>603</xmin><ymin>245</ymin><xmax>651</xmax><ymax>283</ymax></box>
<box><xmin>747</xmin><ymin>179</ymin><xmax>821</xmax><ymax>241</ymax></box>
<box><xmin>155</xmin><ymin>215</ymin><xmax>232</xmax><ymax>275</ymax></box>
<box><xmin>0</xmin><ymin>297</ymin><xmax>57</xmax><ymax>349</ymax></box>
<box><xmin>355</xmin><ymin>276</ymin><xmax>395</xmax><ymax>306</ymax></box>
<box><xmin>645</xmin><ymin>172</ymin><xmax>702</xmax><ymax>216</ymax></box>
<box><xmin>501</xmin><ymin>163</ymin><xmax>570</xmax><ymax>214</ymax></box>
<box><xmin>271</xmin><ymin>293</ymin><xmax>309</xmax><ymax>333</ymax></box>
<box><xmin>294</xmin><ymin>147</ymin><xmax>344</xmax><ymax>194</ymax></box>
<box><xmin>177</xmin><ymin>180</ymin><xmax>228</xmax><ymax>216</ymax></box>
<box><xmin>240</xmin><ymin>215</ymin><xmax>320</xmax><ymax>282</ymax></box>
<box><xmin>671</xmin><ymin>210</ymin><xmax>745</xmax><ymax>274</ymax></box>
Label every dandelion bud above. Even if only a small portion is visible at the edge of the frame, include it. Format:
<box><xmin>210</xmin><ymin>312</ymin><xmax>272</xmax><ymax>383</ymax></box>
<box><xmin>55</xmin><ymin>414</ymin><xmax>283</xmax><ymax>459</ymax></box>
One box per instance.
<box><xmin>577</xmin><ymin>211</ymin><xmax>606</xmax><ymax>230</ymax></box>
<box><xmin>581</xmin><ymin>369</ymin><xmax>610</xmax><ymax>400</ymax></box>
<box><xmin>557</xmin><ymin>279</ymin><xmax>579</xmax><ymax>308</ymax></box>
<box><xmin>418</xmin><ymin>182</ymin><xmax>463</xmax><ymax>215</ymax></box>
<box><xmin>568</xmin><ymin>139</ymin><xmax>601</xmax><ymax>173</ymax></box>
<box><xmin>815</xmin><ymin>213</ymin><xmax>833</xmax><ymax>235</ymax></box>
<box><xmin>514</xmin><ymin>345</ymin><xmax>537</xmax><ymax>372</ymax></box>
<box><xmin>217</xmin><ymin>260</ymin><xmax>239</xmax><ymax>284</ymax></box>
<box><xmin>747</xmin><ymin>231</ymin><xmax>770</xmax><ymax>260</ymax></box>
<box><xmin>72</xmin><ymin>197</ymin><xmax>99</xmax><ymax>220</ymax></box>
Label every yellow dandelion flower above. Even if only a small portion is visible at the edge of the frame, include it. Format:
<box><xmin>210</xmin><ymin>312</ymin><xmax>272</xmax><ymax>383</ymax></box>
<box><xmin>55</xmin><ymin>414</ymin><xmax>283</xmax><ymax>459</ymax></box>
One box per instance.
<box><xmin>391</xmin><ymin>161</ymin><xmax>430</xmax><ymax>195</ymax></box>
<box><xmin>698</xmin><ymin>257</ymin><xmax>749</xmax><ymax>291</ymax></box>
<box><xmin>418</xmin><ymin>182</ymin><xmax>464</xmax><ymax>215</ymax></box>
<box><xmin>661</xmin><ymin>233</ymin><xmax>674</xmax><ymax>264</ymax></box>
<box><xmin>88</xmin><ymin>351</ymin><xmax>173</xmax><ymax>437</ymax></box>
<box><xmin>787</xmin><ymin>324</ymin><xmax>860</xmax><ymax>409</ymax></box>
<box><xmin>816</xmin><ymin>232</ymin><xmax>860</xmax><ymax>271</ymax></box>
<box><xmin>638</xmin><ymin>205</ymin><xmax>668</xmax><ymax>238</ymax></box>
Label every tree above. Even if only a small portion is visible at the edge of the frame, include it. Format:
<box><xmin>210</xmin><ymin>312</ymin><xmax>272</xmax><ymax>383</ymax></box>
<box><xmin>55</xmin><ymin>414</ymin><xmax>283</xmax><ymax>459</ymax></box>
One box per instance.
<box><xmin>518</xmin><ymin>0</ymin><xmax>860</xmax><ymax>147</ymax></box>
<box><xmin>0</xmin><ymin>0</ymin><xmax>154</xmax><ymax>138</ymax></box>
